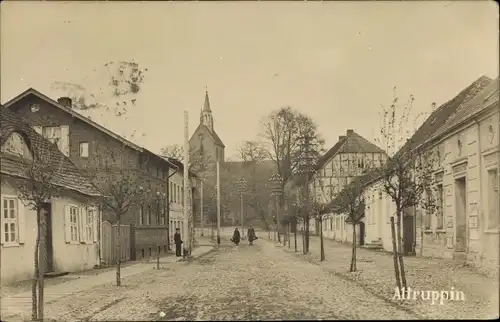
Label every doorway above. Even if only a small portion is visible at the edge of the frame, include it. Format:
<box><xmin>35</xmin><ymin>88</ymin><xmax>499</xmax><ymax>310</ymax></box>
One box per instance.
<box><xmin>359</xmin><ymin>222</ymin><xmax>365</xmax><ymax>246</ymax></box>
<box><xmin>41</xmin><ymin>203</ymin><xmax>54</xmax><ymax>272</ymax></box>
<box><xmin>455</xmin><ymin>177</ymin><xmax>467</xmax><ymax>252</ymax></box>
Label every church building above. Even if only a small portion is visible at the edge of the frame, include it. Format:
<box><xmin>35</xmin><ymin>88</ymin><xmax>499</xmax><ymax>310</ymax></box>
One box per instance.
<box><xmin>189</xmin><ymin>90</ymin><xmax>225</xmax><ymax>171</ymax></box>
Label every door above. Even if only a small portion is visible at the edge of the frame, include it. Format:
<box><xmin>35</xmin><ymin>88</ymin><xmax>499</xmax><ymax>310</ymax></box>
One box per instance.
<box><xmin>42</xmin><ymin>203</ymin><xmax>54</xmax><ymax>272</ymax></box>
<box><xmin>455</xmin><ymin>177</ymin><xmax>467</xmax><ymax>252</ymax></box>
<box><xmin>403</xmin><ymin>215</ymin><xmax>415</xmax><ymax>256</ymax></box>
<box><xmin>359</xmin><ymin>222</ymin><xmax>365</xmax><ymax>246</ymax></box>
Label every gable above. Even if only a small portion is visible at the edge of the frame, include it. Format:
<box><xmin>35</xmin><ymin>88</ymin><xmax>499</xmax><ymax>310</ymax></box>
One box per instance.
<box><xmin>4</xmin><ymin>88</ymin><xmax>142</xmax><ymax>152</ymax></box>
<box><xmin>1</xmin><ymin>132</ymin><xmax>32</xmax><ymax>160</ymax></box>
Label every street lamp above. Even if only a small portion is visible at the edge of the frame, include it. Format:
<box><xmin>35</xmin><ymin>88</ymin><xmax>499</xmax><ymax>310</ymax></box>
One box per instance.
<box><xmin>268</xmin><ymin>173</ymin><xmax>283</xmax><ymax>243</ymax></box>
<box><xmin>237</xmin><ymin>177</ymin><xmax>247</xmax><ymax>238</ymax></box>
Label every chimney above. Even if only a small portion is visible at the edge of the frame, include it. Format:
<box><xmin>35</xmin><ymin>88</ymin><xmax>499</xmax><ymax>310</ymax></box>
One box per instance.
<box><xmin>339</xmin><ymin>135</ymin><xmax>346</xmax><ymax>141</ymax></box>
<box><xmin>346</xmin><ymin>129</ymin><xmax>354</xmax><ymax>135</ymax></box>
<box><xmin>57</xmin><ymin>97</ymin><xmax>72</xmax><ymax>108</ymax></box>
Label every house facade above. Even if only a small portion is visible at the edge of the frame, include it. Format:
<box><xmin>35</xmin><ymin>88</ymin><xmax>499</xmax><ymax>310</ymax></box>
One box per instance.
<box><xmin>3</xmin><ymin>88</ymin><xmax>189</xmax><ymax>262</ymax></box>
<box><xmin>358</xmin><ymin>76</ymin><xmax>498</xmax><ymax>268</ymax></box>
<box><xmin>307</xmin><ymin>129</ymin><xmax>387</xmax><ymax>243</ymax></box>
<box><xmin>1</xmin><ymin>108</ymin><xmax>102</xmax><ymax>283</ymax></box>
<box><xmin>418</xmin><ymin>78</ymin><xmax>499</xmax><ymax>266</ymax></box>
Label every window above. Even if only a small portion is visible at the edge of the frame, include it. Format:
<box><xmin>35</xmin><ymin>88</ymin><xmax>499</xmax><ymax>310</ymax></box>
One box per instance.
<box><xmin>177</xmin><ymin>186</ymin><xmax>181</xmax><ymax>203</ymax></box>
<box><xmin>2</xmin><ymin>133</ymin><xmax>24</xmax><ymax>156</ymax></box>
<box><xmin>357</xmin><ymin>158</ymin><xmax>364</xmax><ymax>169</ymax></box>
<box><xmin>181</xmin><ymin>187</ymin><xmax>184</xmax><ymax>203</ymax></box>
<box><xmin>424</xmin><ymin>192</ymin><xmax>432</xmax><ymax>230</ymax></box>
<box><xmin>86</xmin><ymin>208</ymin><xmax>94</xmax><ymax>241</ymax></box>
<box><xmin>436</xmin><ymin>184</ymin><xmax>444</xmax><ymax>229</ymax></box>
<box><xmin>169</xmin><ymin>182</ymin><xmax>173</xmax><ymax>202</ymax></box>
<box><xmin>70</xmin><ymin>206</ymin><xmax>79</xmax><ymax>241</ymax></box>
<box><xmin>487</xmin><ymin>169</ymin><xmax>499</xmax><ymax>229</ymax></box>
<box><xmin>139</xmin><ymin>205</ymin><xmax>144</xmax><ymax>225</ymax></box>
<box><xmin>147</xmin><ymin>205</ymin><xmax>151</xmax><ymax>225</ymax></box>
<box><xmin>79</xmin><ymin>142</ymin><xmax>89</xmax><ymax>158</ymax></box>
<box><xmin>3</xmin><ymin>197</ymin><xmax>18</xmax><ymax>243</ymax></box>
<box><xmin>173</xmin><ymin>184</ymin><xmax>177</xmax><ymax>203</ymax></box>
<box><xmin>42</xmin><ymin>127</ymin><xmax>61</xmax><ymax>148</ymax></box>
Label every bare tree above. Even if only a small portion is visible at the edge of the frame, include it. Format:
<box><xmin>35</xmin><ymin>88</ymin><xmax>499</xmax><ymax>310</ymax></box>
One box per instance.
<box><xmin>9</xmin><ymin>137</ymin><xmax>67</xmax><ymax>320</ymax></box>
<box><xmin>160</xmin><ymin>144</ymin><xmax>214</xmax><ymax>179</ymax></box>
<box><xmin>235</xmin><ymin>140</ymin><xmax>275</xmax><ymax>229</ymax></box>
<box><xmin>87</xmin><ymin>144</ymin><xmax>147</xmax><ymax>286</ymax></box>
<box><xmin>260</xmin><ymin>107</ymin><xmax>324</xmax><ymax>244</ymax></box>
<box><xmin>374</xmin><ymin>88</ymin><xmax>437</xmax><ymax>289</ymax></box>
<box><xmin>327</xmin><ymin>174</ymin><xmax>370</xmax><ymax>272</ymax></box>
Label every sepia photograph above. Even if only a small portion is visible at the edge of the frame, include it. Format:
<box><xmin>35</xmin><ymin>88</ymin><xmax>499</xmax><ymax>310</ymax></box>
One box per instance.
<box><xmin>0</xmin><ymin>1</ymin><xmax>498</xmax><ymax>321</ymax></box>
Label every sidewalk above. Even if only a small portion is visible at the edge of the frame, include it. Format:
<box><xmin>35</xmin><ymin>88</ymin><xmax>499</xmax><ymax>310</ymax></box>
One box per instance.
<box><xmin>1</xmin><ymin>246</ymin><xmax>213</xmax><ymax>321</ymax></box>
<box><xmin>281</xmin><ymin>235</ymin><xmax>499</xmax><ymax>320</ymax></box>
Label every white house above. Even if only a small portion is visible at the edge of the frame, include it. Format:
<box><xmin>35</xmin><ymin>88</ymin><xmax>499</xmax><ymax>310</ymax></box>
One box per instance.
<box><xmin>358</xmin><ymin>75</ymin><xmax>498</xmax><ymax>268</ymax></box>
<box><xmin>308</xmin><ymin>129</ymin><xmax>387</xmax><ymax>244</ymax></box>
<box><xmin>165</xmin><ymin>157</ymin><xmax>197</xmax><ymax>245</ymax></box>
<box><xmin>0</xmin><ymin>107</ymin><xmax>102</xmax><ymax>283</ymax></box>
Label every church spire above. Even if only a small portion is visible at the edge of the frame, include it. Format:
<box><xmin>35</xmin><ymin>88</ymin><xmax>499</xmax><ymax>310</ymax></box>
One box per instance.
<box><xmin>200</xmin><ymin>88</ymin><xmax>214</xmax><ymax>131</ymax></box>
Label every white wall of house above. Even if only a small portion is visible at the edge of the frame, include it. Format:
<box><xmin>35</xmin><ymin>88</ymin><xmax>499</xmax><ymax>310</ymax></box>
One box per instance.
<box><xmin>419</xmin><ymin>106</ymin><xmax>499</xmax><ymax>266</ymax></box>
<box><xmin>0</xmin><ymin>182</ymin><xmax>35</xmax><ymax>283</ymax></box>
<box><xmin>1</xmin><ymin>181</ymin><xmax>99</xmax><ymax>284</ymax></box>
<box><xmin>168</xmin><ymin>170</ymin><xmax>188</xmax><ymax>242</ymax></box>
<box><xmin>310</xmin><ymin>151</ymin><xmax>387</xmax><ymax>240</ymax></box>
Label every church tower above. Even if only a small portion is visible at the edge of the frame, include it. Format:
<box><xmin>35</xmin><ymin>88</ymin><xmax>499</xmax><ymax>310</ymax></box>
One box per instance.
<box><xmin>189</xmin><ymin>89</ymin><xmax>225</xmax><ymax>171</ymax></box>
<box><xmin>200</xmin><ymin>90</ymin><xmax>214</xmax><ymax>132</ymax></box>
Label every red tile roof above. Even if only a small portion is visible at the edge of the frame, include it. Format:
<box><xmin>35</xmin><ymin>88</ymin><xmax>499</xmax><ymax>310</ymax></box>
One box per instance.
<box><xmin>0</xmin><ymin>107</ymin><xmax>101</xmax><ymax>197</ymax></box>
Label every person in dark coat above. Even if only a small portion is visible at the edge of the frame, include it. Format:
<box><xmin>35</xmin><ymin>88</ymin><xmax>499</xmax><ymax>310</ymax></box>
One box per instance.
<box><xmin>174</xmin><ymin>228</ymin><xmax>183</xmax><ymax>257</ymax></box>
<box><xmin>230</xmin><ymin>228</ymin><xmax>241</xmax><ymax>246</ymax></box>
<box><xmin>248</xmin><ymin>226</ymin><xmax>257</xmax><ymax>245</ymax></box>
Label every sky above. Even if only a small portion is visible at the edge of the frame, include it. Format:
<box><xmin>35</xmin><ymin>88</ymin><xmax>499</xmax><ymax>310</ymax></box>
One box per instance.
<box><xmin>1</xmin><ymin>1</ymin><xmax>498</xmax><ymax>160</ymax></box>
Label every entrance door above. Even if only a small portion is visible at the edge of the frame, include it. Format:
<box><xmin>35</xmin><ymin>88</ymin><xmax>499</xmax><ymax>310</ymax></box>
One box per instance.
<box><xmin>42</xmin><ymin>203</ymin><xmax>54</xmax><ymax>272</ymax></box>
<box><xmin>359</xmin><ymin>222</ymin><xmax>365</xmax><ymax>246</ymax></box>
<box><xmin>403</xmin><ymin>214</ymin><xmax>415</xmax><ymax>256</ymax></box>
<box><xmin>455</xmin><ymin>177</ymin><xmax>467</xmax><ymax>252</ymax></box>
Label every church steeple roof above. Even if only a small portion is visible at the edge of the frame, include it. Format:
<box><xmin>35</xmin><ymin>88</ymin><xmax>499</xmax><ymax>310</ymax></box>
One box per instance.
<box><xmin>203</xmin><ymin>90</ymin><xmax>211</xmax><ymax>111</ymax></box>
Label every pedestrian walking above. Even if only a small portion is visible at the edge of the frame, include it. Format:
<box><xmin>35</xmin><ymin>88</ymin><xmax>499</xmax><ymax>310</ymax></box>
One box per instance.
<box><xmin>230</xmin><ymin>228</ymin><xmax>241</xmax><ymax>246</ymax></box>
<box><xmin>248</xmin><ymin>226</ymin><xmax>258</xmax><ymax>245</ymax></box>
<box><xmin>174</xmin><ymin>228</ymin><xmax>183</xmax><ymax>257</ymax></box>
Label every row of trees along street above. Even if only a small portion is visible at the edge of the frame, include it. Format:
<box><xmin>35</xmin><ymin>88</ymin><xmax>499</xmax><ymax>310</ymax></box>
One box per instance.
<box><xmin>18</xmin><ymin>55</ymin><xmax>439</xmax><ymax>320</ymax></box>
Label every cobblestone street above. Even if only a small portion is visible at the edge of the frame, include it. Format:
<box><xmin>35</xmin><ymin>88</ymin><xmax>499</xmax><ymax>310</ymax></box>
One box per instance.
<box><xmin>4</xmin><ymin>235</ymin><xmax>424</xmax><ymax>321</ymax></box>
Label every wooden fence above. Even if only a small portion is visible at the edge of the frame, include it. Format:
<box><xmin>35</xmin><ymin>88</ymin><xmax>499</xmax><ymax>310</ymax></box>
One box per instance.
<box><xmin>101</xmin><ymin>221</ymin><xmax>131</xmax><ymax>265</ymax></box>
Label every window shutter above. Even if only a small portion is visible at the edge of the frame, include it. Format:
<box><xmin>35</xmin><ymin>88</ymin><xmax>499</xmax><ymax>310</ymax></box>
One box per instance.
<box><xmin>33</xmin><ymin>126</ymin><xmax>43</xmax><ymax>135</ymax></box>
<box><xmin>60</xmin><ymin>125</ymin><xmax>70</xmax><ymax>157</ymax></box>
<box><xmin>64</xmin><ymin>205</ymin><xmax>71</xmax><ymax>243</ymax></box>
<box><xmin>0</xmin><ymin>197</ymin><xmax>5</xmax><ymax>245</ymax></box>
<box><xmin>78</xmin><ymin>207</ymin><xmax>85</xmax><ymax>243</ymax></box>
<box><xmin>17</xmin><ymin>199</ymin><xmax>26</xmax><ymax>244</ymax></box>
<box><xmin>92</xmin><ymin>207</ymin><xmax>98</xmax><ymax>243</ymax></box>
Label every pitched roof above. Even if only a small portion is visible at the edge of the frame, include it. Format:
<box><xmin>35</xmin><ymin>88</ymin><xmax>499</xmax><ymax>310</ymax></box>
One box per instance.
<box><xmin>0</xmin><ymin>107</ymin><xmax>101</xmax><ymax>197</ymax></box>
<box><xmin>428</xmin><ymin>77</ymin><xmax>499</xmax><ymax>142</ymax></box>
<box><xmin>315</xmin><ymin>130</ymin><xmax>385</xmax><ymax>170</ymax></box>
<box><xmin>191</xmin><ymin>123</ymin><xmax>225</xmax><ymax>147</ymax></box>
<box><xmin>3</xmin><ymin>88</ymin><xmax>143</xmax><ymax>151</ymax></box>
<box><xmin>396</xmin><ymin>75</ymin><xmax>492</xmax><ymax>157</ymax></box>
<box><xmin>158</xmin><ymin>155</ymin><xmax>198</xmax><ymax>178</ymax></box>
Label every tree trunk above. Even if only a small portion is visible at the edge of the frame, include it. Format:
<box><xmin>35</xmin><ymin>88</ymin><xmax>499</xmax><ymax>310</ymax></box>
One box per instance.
<box><xmin>116</xmin><ymin>217</ymin><xmax>121</xmax><ymax>286</ymax></box>
<box><xmin>287</xmin><ymin>223</ymin><xmax>291</xmax><ymax>248</ymax></box>
<box><xmin>305</xmin><ymin>216</ymin><xmax>310</xmax><ymax>254</ymax></box>
<box><xmin>157</xmin><ymin>245</ymin><xmax>160</xmax><ymax>270</ymax></box>
<box><xmin>294</xmin><ymin>223</ymin><xmax>297</xmax><ymax>252</ymax></box>
<box><xmin>390</xmin><ymin>216</ymin><xmax>402</xmax><ymax>290</ymax></box>
<box><xmin>302</xmin><ymin>225</ymin><xmax>306</xmax><ymax>255</ymax></box>
<box><xmin>37</xmin><ymin>209</ymin><xmax>45</xmax><ymax>321</ymax></box>
<box><xmin>320</xmin><ymin>219</ymin><xmax>325</xmax><ymax>262</ymax></box>
<box><xmin>350</xmin><ymin>224</ymin><xmax>357</xmax><ymax>272</ymax></box>
<box><xmin>32</xmin><ymin>209</ymin><xmax>40</xmax><ymax>321</ymax></box>
<box><xmin>395</xmin><ymin>212</ymin><xmax>407</xmax><ymax>289</ymax></box>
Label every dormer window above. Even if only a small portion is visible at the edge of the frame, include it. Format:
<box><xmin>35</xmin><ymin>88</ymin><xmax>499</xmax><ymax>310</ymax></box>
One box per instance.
<box><xmin>1</xmin><ymin>132</ymin><xmax>25</xmax><ymax>157</ymax></box>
